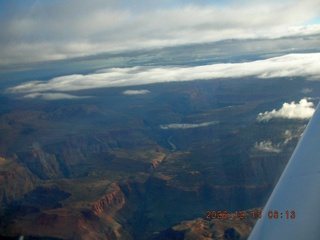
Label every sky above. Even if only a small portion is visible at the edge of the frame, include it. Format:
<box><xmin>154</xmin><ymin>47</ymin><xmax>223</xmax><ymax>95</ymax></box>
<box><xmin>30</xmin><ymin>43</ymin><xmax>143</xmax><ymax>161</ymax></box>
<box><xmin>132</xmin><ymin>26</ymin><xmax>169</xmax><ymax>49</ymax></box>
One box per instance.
<box><xmin>1</xmin><ymin>0</ymin><xmax>320</xmax><ymax>66</ymax></box>
<box><xmin>1</xmin><ymin>0</ymin><xmax>320</xmax><ymax>98</ymax></box>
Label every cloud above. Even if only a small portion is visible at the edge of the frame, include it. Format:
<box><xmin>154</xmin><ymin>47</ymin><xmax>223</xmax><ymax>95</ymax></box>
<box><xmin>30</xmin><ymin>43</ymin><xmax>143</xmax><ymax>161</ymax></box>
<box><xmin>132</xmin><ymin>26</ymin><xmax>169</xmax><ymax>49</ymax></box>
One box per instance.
<box><xmin>254</xmin><ymin>128</ymin><xmax>306</xmax><ymax>153</ymax></box>
<box><xmin>254</xmin><ymin>141</ymin><xmax>281</xmax><ymax>153</ymax></box>
<box><xmin>257</xmin><ymin>98</ymin><xmax>315</xmax><ymax>121</ymax></box>
<box><xmin>8</xmin><ymin>53</ymin><xmax>320</xmax><ymax>93</ymax></box>
<box><xmin>301</xmin><ymin>88</ymin><xmax>313</xmax><ymax>94</ymax></box>
<box><xmin>283</xmin><ymin>130</ymin><xmax>293</xmax><ymax>145</ymax></box>
<box><xmin>122</xmin><ymin>90</ymin><xmax>150</xmax><ymax>95</ymax></box>
<box><xmin>1</xmin><ymin>0</ymin><xmax>320</xmax><ymax>66</ymax></box>
<box><xmin>23</xmin><ymin>93</ymin><xmax>92</xmax><ymax>100</ymax></box>
<box><xmin>288</xmin><ymin>24</ymin><xmax>320</xmax><ymax>36</ymax></box>
<box><xmin>160</xmin><ymin>121</ymin><xmax>218</xmax><ymax>130</ymax></box>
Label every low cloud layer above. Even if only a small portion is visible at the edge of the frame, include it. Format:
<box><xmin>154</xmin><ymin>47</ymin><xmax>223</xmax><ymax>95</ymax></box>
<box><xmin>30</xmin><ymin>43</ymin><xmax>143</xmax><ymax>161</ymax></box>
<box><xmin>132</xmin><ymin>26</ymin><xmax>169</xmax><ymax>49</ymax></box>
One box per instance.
<box><xmin>257</xmin><ymin>98</ymin><xmax>315</xmax><ymax>121</ymax></box>
<box><xmin>254</xmin><ymin>128</ymin><xmax>305</xmax><ymax>153</ymax></box>
<box><xmin>283</xmin><ymin>130</ymin><xmax>293</xmax><ymax>145</ymax></box>
<box><xmin>23</xmin><ymin>93</ymin><xmax>91</xmax><ymax>100</ymax></box>
<box><xmin>160</xmin><ymin>121</ymin><xmax>218</xmax><ymax>130</ymax></box>
<box><xmin>122</xmin><ymin>90</ymin><xmax>150</xmax><ymax>95</ymax></box>
<box><xmin>301</xmin><ymin>88</ymin><xmax>313</xmax><ymax>94</ymax></box>
<box><xmin>254</xmin><ymin>141</ymin><xmax>282</xmax><ymax>153</ymax></box>
<box><xmin>8</xmin><ymin>53</ymin><xmax>320</xmax><ymax>93</ymax></box>
<box><xmin>254</xmin><ymin>131</ymin><xmax>291</xmax><ymax>153</ymax></box>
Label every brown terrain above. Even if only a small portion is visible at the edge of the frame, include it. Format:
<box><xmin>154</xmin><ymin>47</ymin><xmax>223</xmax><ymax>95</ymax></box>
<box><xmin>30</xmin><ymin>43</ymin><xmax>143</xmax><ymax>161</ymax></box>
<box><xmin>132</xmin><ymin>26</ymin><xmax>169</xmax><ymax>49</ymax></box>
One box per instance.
<box><xmin>0</xmin><ymin>79</ymin><xmax>308</xmax><ymax>239</ymax></box>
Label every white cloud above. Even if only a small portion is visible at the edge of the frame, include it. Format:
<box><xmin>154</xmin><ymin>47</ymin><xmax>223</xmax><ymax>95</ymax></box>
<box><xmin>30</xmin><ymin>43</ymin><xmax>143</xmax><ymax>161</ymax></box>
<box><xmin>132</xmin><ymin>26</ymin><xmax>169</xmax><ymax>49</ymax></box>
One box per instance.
<box><xmin>254</xmin><ymin>128</ymin><xmax>306</xmax><ymax>153</ymax></box>
<box><xmin>254</xmin><ymin>141</ymin><xmax>282</xmax><ymax>153</ymax></box>
<box><xmin>1</xmin><ymin>0</ymin><xmax>320</xmax><ymax>66</ymax></box>
<box><xmin>283</xmin><ymin>130</ymin><xmax>293</xmax><ymax>145</ymax></box>
<box><xmin>301</xmin><ymin>88</ymin><xmax>313</xmax><ymax>94</ymax></box>
<box><xmin>23</xmin><ymin>93</ymin><xmax>92</xmax><ymax>100</ymax></box>
<box><xmin>8</xmin><ymin>53</ymin><xmax>320</xmax><ymax>93</ymax></box>
<box><xmin>160</xmin><ymin>121</ymin><xmax>218</xmax><ymax>130</ymax></box>
<box><xmin>122</xmin><ymin>90</ymin><xmax>150</xmax><ymax>95</ymax></box>
<box><xmin>288</xmin><ymin>24</ymin><xmax>320</xmax><ymax>36</ymax></box>
<box><xmin>257</xmin><ymin>98</ymin><xmax>315</xmax><ymax>121</ymax></box>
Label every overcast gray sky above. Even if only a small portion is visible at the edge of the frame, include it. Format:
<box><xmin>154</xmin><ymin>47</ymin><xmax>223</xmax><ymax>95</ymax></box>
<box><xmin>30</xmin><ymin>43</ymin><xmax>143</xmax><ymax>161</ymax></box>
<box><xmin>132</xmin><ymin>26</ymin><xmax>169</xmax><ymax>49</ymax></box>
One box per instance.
<box><xmin>1</xmin><ymin>0</ymin><xmax>320</xmax><ymax>66</ymax></box>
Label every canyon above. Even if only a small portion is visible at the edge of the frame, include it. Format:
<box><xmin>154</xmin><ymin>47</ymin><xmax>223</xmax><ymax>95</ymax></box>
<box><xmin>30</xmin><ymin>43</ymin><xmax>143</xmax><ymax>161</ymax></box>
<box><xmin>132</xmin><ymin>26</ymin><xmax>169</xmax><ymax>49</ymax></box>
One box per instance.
<box><xmin>0</xmin><ymin>78</ymin><xmax>314</xmax><ymax>239</ymax></box>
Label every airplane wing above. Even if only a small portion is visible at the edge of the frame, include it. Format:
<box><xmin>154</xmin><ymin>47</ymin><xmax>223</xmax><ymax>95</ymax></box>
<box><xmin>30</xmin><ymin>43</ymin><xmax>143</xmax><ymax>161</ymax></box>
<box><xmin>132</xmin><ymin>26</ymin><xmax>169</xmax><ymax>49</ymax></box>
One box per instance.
<box><xmin>248</xmin><ymin>102</ymin><xmax>320</xmax><ymax>240</ymax></box>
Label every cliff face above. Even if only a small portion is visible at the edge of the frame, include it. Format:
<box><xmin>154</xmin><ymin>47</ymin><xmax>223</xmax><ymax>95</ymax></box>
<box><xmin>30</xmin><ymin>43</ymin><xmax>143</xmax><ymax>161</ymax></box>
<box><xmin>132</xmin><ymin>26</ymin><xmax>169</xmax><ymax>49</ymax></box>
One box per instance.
<box><xmin>17</xmin><ymin>149</ymin><xmax>65</xmax><ymax>180</ymax></box>
<box><xmin>152</xmin><ymin>216</ymin><xmax>258</xmax><ymax>240</ymax></box>
<box><xmin>0</xmin><ymin>167</ymin><xmax>272</xmax><ymax>240</ymax></box>
<box><xmin>0</xmin><ymin>157</ymin><xmax>39</xmax><ymax>205</ymax></box>
<box><xmin>0</xmin><ymin>84</ymin><xmax>305</xmax><ymax>240</ymax></box>
<box><xmin>0</xmin><ymin>131</ymin><xmax>294</xmax><ymax>240</ymax></box>
<box><xmin>248</xmin><ymin>139</ymin><xmax>298</xmax><ymax>185</ymax></box>
<box><xmin>91</xmin><ymin>183</ymin><xmax>126</xmax><ymax>215</ymax></box>
<box><xmin>3</xmin><ymin>183</ymin><xmax>129</xmax><ymax>240</ymax></box>
<box><xmin>14</xmin><ymin>132</ymin><xmax>162</xmax><ymax>180</ymax></box>
<box><xmin>15</xmin><ymin>136</ymin><xmax>112</xmax><ymax>180</ymax></box>
<box><xmin>76</xmin><ymin>184</ymin><xmax>130</xmax><ymax>240</ymax></box>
